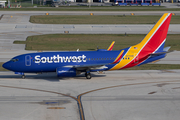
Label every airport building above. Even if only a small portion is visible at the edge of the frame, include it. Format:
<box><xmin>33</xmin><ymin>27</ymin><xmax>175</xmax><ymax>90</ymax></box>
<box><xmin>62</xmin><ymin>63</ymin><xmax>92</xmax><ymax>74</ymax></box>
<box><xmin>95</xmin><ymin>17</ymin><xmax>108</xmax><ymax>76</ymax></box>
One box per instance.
<box><xmin>2</xmin><ymin>0</ymin><xmax>180</xmax><ymax>8</ymax></box>
<box><xmin>51</xmin><ymin>0</ymin><xmax>179</xmax><ymax>3</ymax></box>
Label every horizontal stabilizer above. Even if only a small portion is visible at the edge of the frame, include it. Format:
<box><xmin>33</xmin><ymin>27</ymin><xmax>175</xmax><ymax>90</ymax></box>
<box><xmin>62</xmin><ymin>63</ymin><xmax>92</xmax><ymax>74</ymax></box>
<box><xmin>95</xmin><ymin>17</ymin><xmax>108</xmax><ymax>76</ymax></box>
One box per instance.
<box><xmin>163</xmin><ymin>46</ymin><xmax>171</xmax><ymax>52</ymax></box>
<box><xmin>74</xmin><ymin>62</ymin><xmax>110</xmax><ymax>69</ymax></box>
<box><xmin>150</xmin><ymin>50</ymin><xmax>173</xmax><ymax>55</ymax></box>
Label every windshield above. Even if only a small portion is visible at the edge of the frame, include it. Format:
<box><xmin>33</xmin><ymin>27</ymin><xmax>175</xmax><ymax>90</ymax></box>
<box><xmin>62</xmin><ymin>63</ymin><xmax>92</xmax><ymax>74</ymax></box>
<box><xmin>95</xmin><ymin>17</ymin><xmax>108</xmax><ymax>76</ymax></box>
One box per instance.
<box><xmin>10</xmin><ymin>59</ymin><xmax>19</xmax><ymax>62</ymax></box>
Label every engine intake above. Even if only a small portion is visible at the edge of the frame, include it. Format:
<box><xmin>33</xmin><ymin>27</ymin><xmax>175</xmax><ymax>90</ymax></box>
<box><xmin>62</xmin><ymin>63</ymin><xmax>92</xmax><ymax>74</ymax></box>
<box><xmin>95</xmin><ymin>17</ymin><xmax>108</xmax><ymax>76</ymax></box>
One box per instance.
<box><xmin>56</xmin><ymin>67</ymin><xmax>77</xmax><ymax>77</ymax></box>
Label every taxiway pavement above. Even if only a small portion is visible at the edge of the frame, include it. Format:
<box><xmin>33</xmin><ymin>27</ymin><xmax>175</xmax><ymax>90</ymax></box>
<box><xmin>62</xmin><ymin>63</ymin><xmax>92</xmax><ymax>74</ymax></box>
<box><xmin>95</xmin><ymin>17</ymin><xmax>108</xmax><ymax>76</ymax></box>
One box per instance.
<box><xmin>0</xmin><ymin>70</ymin><xmax>180</xmax><ymax>120</ymax></box>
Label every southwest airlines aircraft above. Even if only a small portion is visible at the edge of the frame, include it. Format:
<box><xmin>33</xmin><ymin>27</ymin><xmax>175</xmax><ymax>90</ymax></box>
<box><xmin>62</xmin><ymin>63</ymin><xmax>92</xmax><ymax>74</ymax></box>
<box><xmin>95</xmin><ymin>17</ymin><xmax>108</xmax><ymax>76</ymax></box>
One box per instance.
<box><xmin>3</xmin><ymin>13</ymin><xmax>172</xmax><ymax>79</ymax></box>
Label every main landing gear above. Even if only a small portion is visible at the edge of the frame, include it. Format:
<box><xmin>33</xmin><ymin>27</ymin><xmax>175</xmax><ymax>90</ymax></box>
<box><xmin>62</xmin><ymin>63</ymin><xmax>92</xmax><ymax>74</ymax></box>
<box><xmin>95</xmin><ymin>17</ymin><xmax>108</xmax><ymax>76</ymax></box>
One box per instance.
<box><xmin>85</xmin><ymin>72</ymin><xmax>91</xmax><ymax>79</ymax></box>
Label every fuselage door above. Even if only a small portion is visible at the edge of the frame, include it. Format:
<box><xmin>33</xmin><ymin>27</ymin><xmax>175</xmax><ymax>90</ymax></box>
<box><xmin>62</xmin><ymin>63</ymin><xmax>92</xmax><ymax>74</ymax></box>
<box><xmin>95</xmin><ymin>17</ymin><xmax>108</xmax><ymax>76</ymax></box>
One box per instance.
<box><xmin>134</xmin><ymin>53</ymin><xmax>139</xmax><ymax>63</ymax></box>
<box><xmin>25</xmin><ymin>55</ymin><xmax>31</xmax><ymax>66</ymax></box>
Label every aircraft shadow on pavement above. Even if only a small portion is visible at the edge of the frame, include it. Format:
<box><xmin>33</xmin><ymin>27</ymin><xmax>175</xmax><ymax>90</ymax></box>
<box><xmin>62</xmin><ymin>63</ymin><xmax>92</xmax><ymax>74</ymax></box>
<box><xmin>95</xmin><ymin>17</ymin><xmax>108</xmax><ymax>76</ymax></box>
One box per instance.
<box><xmin>0</xmin><ymin>72</ymin><xmax>59</xmax><ymax>81</ymax></box>
<box><xmin>0</xmin><ymin>73</ymin><xmax>106</xmax><ymax>81</ymax></box>
<box><xmin>61</xmin><ymin>74</ymin><xmax>106</xmax><ymax>80</ymax></box>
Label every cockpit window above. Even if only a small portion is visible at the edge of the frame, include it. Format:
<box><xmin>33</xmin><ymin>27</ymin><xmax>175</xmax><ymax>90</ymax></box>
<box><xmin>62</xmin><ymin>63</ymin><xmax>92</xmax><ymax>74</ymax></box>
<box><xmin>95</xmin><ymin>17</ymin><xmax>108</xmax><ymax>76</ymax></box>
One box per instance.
<box><xmin>10</xmin><ymin>59</ymin><xmax>19</xmax><ymax>62</ymax></box>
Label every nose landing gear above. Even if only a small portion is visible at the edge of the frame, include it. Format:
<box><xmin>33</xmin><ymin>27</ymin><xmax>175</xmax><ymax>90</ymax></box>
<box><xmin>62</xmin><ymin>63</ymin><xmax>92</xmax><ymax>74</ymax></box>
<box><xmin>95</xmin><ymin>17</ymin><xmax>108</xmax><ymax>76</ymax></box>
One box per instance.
<box><xmin>22</xmin><ymin>75</ymin><xmax>25</xmax><ymax>79</ymax></box>
<box><xmin>15</xmin><ymin>72</ymin><xmax>25</xmax><ymax>79</ymax></box>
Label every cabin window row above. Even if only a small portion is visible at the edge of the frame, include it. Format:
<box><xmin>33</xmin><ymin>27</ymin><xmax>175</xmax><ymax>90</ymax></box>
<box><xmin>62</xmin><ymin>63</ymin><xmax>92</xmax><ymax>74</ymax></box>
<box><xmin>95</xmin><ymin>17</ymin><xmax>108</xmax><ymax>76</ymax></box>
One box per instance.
<box><xmin>89</xmin><ymin>58</ymin><xmax>115</xmax><ymax>61</ymax></box>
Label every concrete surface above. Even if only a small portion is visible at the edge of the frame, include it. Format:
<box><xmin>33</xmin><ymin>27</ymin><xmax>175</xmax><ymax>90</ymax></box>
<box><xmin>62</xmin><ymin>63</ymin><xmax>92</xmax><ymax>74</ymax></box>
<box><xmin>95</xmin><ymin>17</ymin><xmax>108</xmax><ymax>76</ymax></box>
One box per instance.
<box><xmin>0</xmin><ymin>70</ymin><xmax>180</xmax><ymax>120</ymax></box>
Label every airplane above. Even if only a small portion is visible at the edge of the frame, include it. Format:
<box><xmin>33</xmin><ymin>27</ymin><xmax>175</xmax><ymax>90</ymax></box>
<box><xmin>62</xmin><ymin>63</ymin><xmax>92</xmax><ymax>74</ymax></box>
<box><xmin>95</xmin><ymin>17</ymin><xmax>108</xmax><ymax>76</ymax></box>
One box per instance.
<box><xmin>3</xmin><ymin>13</ymin><xmax>172</xmax><ymax>79</ymax></box>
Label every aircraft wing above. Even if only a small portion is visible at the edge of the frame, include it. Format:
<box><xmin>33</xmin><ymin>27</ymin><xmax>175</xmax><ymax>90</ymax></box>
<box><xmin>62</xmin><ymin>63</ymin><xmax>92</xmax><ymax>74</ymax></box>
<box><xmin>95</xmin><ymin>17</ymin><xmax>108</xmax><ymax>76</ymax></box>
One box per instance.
<box><xmin>63</xmin><ymin>61</ymin><xmax>117</xmax><ymax>71</ymax></box>
<box><xmin>75</xmin><ymin>62</ymin><xmax>110</xmax><ymax>67</ymax></box>
<box><xmin>70</xmin><ymin>62</ymin><xmax>111</xmax><ymax>71</ymax></box>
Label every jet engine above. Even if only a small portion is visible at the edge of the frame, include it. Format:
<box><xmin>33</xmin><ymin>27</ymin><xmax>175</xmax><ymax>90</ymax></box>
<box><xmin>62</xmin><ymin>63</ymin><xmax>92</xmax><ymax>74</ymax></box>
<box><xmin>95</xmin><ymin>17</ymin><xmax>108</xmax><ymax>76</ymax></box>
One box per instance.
<box><xmin>56</xmin><ymin>67</ymin><xmax>77</xmax><ymax>77</ymax></box>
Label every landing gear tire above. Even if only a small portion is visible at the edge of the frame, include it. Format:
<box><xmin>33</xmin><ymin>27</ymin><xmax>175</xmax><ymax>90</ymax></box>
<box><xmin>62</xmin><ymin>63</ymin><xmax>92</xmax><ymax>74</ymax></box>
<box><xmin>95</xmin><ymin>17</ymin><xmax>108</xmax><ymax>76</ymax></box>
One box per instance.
<box><xmin>85</xmin><ymin>73</ymin><xmax>91</xmax><ymax>79</ymax></box>
<box><xmin>22</xmin><ymin>75</ymin><xmax>25</xmax><ymax>79</ymax></box>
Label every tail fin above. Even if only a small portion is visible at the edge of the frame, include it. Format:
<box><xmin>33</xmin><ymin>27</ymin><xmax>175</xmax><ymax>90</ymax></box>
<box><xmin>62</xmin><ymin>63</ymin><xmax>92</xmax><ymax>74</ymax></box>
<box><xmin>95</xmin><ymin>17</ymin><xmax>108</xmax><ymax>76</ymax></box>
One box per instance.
<box><xmin>111</xmin><ymin>13</ymin><xmax>172</xmax><ymax>70</ymax></box>
<box><xmin>135</xmin><ymin>13</ymin><xmax>172</xmax><ymax>53</ymax></box>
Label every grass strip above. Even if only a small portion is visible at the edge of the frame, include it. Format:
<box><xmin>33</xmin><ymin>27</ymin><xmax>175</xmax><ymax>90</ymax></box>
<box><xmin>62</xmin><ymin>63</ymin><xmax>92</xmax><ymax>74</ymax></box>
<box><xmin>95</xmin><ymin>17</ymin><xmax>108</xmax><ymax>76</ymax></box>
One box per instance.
<box><xmin>30</xmin><ymin>15</ymin><xmax>180</xmax><ymax>24</ymax></box>
<box><xmin>0</xmin><ymin>63</ymin><xmax>8</xmax><ymax>71</ymax></box>
<box><xmin>13</xmin><ymin>34</ymin><xmax>180</xmax><ymax>51</ymax></box>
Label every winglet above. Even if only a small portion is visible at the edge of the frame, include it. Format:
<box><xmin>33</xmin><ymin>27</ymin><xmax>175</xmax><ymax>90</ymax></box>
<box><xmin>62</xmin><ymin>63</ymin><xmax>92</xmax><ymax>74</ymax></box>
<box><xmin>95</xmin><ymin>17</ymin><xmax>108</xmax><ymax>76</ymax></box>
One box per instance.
<box><xmin>107</xmin><ymin>41</ymin><xmax>115</xmax><ymax>51</ymax></box>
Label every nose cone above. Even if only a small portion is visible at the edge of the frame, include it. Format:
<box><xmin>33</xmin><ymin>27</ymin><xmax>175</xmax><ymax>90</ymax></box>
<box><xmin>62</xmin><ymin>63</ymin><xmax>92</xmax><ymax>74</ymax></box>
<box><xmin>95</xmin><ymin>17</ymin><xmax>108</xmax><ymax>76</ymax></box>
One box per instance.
<box><xmin>2</xmin><ymin>62</ymin><xmax>11</xmax><ymax>70</ymax></box>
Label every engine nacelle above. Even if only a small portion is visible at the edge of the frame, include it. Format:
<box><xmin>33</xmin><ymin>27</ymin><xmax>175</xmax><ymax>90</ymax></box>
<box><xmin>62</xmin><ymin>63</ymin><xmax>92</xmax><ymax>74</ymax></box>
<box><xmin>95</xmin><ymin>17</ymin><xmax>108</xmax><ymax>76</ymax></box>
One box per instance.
<box><xmin>56</xmin><ymin>67</ymin><xmax>77</xmax><ymax>77</ymax></box>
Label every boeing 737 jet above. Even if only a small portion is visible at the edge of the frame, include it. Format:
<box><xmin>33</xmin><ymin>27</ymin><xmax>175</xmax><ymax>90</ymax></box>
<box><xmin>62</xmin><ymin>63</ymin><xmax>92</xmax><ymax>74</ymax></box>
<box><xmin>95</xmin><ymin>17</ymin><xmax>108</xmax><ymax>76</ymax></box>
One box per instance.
<box><xmin>3</xmin><ymin>13</ymin><xmax>172</xmax><ymax>79</ymax></box>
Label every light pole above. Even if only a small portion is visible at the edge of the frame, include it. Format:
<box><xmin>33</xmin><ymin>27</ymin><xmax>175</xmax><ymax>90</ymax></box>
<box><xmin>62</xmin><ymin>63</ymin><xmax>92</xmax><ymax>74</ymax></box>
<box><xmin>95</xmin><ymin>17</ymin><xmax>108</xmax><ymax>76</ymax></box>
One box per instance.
<box><xmin>8</xmin><ymin>0</ymin><xmax>10</xmax><ymax>8</ymax></box>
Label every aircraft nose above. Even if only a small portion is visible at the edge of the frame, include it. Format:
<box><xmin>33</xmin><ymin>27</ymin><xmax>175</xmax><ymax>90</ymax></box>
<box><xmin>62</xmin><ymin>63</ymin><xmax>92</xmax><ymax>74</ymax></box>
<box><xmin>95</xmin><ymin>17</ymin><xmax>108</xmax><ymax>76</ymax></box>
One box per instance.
<box><xmin>2</xmin><ymin>62</ymin><xmax>11</xmax><ymax>70</ymax></box>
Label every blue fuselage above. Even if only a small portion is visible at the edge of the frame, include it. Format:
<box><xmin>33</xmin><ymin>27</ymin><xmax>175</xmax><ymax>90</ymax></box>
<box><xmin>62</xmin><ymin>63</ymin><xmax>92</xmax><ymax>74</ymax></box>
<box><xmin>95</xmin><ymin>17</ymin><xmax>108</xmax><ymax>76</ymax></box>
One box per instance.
<box><xmin>3</xmin><ymin>50</ymin><xmax>125</xmax><ymax>73</ymax></box>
